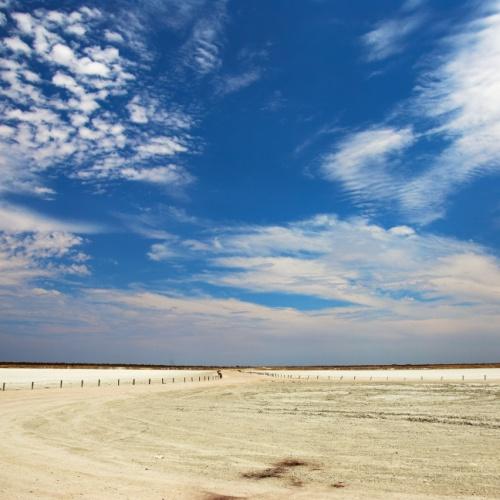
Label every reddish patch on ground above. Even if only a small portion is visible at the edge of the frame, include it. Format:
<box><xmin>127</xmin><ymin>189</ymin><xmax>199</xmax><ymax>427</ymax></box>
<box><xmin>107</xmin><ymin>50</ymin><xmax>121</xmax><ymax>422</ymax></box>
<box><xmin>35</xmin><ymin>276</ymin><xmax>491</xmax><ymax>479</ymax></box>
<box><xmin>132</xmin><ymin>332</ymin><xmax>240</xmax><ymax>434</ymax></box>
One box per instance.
<box><xmin>332</xmin><ymin>482</ymin><xmax>346</xmax><ymax>488</ymax></box>
<box><xmin>241</xmin><ymin>458</ymin><xmax>309</xmax><ymax>480</ymax></box>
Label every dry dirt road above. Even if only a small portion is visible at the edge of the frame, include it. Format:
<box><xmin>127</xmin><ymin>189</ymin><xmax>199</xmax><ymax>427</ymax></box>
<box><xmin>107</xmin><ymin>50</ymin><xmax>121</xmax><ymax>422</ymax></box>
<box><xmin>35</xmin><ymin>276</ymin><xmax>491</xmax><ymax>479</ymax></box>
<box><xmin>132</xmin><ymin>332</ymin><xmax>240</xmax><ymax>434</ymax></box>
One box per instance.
<box><xmin>1</xmin><ymin>370</ymin><xmax>499</xmax><ymax>499</ymax></box>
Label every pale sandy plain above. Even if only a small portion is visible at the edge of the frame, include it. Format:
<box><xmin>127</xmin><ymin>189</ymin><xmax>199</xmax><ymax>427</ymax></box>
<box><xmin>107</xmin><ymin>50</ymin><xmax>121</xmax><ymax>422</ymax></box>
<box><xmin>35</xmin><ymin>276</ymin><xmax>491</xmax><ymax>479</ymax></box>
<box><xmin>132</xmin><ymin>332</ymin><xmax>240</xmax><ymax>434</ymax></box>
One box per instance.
<box><xmin>1</xmin><ymin>368</ymin><xmax>499</xmax><ymax>500</ymax></box>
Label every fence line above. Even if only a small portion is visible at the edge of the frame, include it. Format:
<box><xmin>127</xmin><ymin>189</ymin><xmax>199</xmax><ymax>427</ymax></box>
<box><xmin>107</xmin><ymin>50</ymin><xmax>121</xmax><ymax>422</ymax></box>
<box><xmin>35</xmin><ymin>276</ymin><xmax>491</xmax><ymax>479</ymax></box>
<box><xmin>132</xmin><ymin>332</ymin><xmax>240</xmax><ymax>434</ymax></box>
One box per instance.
<box><xmin>1</xmin><ymin>372</ymin><xmax>222</xmax><ymax>392</ymax></box>
<box><xmin>247</xmin><ymin>371</ymin><xmax>492</xmax><ymax>383</ymax></box>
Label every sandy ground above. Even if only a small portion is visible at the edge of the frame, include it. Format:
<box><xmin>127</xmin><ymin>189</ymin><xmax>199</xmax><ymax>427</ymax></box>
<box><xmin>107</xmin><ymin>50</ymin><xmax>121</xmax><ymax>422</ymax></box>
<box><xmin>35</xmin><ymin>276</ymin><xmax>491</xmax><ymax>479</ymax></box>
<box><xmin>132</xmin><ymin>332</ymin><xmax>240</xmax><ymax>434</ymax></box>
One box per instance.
<box><xmin>1</xmin><ymin>369</ymin><xmax>499</xmax><ymax>499</ymax></box>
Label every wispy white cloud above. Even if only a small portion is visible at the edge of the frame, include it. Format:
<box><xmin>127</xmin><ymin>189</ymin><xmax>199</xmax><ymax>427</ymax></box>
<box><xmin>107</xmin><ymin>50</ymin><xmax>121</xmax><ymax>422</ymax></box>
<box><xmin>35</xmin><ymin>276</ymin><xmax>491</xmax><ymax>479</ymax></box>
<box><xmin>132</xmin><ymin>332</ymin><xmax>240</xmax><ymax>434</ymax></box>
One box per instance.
<box><xmin>114</xmin><ymin>204</ymin><xmax>203</xmax><ymax>241</ymax></box>
<box><xmin>0</xmin><ymin>230</ymin><xmax>90</xmax><ymax>288</ymax></box>
<box><xmin>261</xmin><ymin>90</ymin><xmax>286</xmax><ymax>113</ymax></box>
<box><xmin>0</xmin><ymin>145</ymin><xmax>52</xmax><ymax>197</ymax></box>
<box><xmin>148</xmin><ymin>241</ymin><xmax>178</xmax><ymax>261</ymax></box>
<box><xmin>120</xmin><ymin>165</ymin><xmax>194</xmax><ymax>186</ymax></box>
<box><xmin>0</xmin><ymin>202</ymin><xmax>101</xmax><ymax>234</ymax></box>
<box><xmin>136</xmin><ymin>137</ymin><xmax>189</xmax><ymax>158</ymax></box>
<box><xmin>321</xmin><ymin>127</ymin><xmax>415</xmax><ymax>207</ymax></box>
<box><xmin>362</xmin><ymin>14</ymin><xmax>423</xmax><ymax>61</ymax></box>
<box><xmin>401</xmin><ymin>1</ymin><xmax>500</xmax><ymax>220</ymax></box>
<box><xmin>127</xmin><ymin>96</ymin><xmax>149</xmax><ymax>124</ymax></box>
<box><xmin>182</xmin><ymin>0</ymin><xmax>227</xmax><ymax>75</ymax></box>
<box><xmin>0</xmin><ymin>197</ymin><xmax>98</xmax><ymax>290</ymax></box>
<box><xmin>104</xmin><ymin>30</ymin><xmax>124</xmax><ymax>43</ymax></box>
<box><xmin>324</xmin><ymin>1</ymin><xmax>500</xmax><ymax>224</ymax></box>
<box><xmin>190</xmin><ymin>23</ymin><xmax>222</xmax><ymax>73</ymax></box>
<box><xmin>0</xmin><ymin>200</ymin><xmax>96</xmax><ymax>288</ymax></box>
<box><xmin>217</xmin><ymin>69</ymin><xmax>261</xmax><ymax>95</ymax></box>
<box><xmin>146</xmin><ymin>214</ymin><xmax>500</xmax><ymax>311</ymax></box>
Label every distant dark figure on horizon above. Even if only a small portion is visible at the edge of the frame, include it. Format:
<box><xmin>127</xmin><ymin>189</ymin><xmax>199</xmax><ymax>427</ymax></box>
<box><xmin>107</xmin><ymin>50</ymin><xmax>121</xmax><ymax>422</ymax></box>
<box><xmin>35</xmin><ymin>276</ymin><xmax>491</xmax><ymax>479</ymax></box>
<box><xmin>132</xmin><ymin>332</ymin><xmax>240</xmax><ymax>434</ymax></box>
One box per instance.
<box><xmin>217</xmin><ymin>370</ymin><xmax>222</xmax><ymax>379</ymax></box>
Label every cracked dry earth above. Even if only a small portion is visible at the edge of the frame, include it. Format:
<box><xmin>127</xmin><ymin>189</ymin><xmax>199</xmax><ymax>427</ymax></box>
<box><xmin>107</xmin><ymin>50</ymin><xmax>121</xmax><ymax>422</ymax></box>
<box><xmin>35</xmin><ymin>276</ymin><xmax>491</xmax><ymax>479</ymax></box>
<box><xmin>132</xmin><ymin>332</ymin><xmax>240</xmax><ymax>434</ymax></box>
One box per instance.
<box><xmin>0</xmin><ymin>371</ymin><xmax>499</xmax><ymax>499</ymax></box>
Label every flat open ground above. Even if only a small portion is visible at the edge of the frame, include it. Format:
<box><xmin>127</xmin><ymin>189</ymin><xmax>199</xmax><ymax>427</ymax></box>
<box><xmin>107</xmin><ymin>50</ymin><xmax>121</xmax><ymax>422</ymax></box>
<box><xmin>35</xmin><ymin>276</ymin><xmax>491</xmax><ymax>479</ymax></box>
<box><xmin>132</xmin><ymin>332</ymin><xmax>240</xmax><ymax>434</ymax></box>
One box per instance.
<box><xmin>1</xmin><ymin>369</ymin><xmax>499</xmax><ymax>499</ymax></box>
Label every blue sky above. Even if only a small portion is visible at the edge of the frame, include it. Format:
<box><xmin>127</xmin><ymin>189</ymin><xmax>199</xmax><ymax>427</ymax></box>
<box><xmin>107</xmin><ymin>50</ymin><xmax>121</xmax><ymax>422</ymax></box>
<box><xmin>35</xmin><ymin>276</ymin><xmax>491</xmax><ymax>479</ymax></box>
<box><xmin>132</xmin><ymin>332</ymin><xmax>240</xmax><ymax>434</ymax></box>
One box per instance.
<box><xmin>1</xmin><ymin>0</ymin><xmax>500</xmax><ymax>364</ymax></box>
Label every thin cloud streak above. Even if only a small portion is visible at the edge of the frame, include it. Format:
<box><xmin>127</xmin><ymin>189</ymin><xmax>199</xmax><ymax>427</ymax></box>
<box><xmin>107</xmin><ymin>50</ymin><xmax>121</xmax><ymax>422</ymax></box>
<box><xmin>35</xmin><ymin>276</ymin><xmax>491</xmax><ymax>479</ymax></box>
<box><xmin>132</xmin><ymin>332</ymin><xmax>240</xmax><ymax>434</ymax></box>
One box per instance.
<box><xmin>362</xmin><ymin>13</ymin><xmax>423</xmax><ymax>61</ymax></box>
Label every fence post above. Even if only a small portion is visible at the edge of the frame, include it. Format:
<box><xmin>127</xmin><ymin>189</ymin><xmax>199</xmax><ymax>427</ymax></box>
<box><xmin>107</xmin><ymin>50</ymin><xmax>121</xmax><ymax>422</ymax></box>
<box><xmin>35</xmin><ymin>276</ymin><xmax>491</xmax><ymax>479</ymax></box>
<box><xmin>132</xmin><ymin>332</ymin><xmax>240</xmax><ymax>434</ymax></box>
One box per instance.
<box><xmin>81</xmin><ymin>380</ymin><xmax>84</xmax><ymax>388</ymax></box>
<box><xmin>162</xmin><ymin>378</ymin><xmax>164</xmax><ymax>384</ymax></box>
<box><xmin>118</xmin><ymin>379</ymin><xmax>120</xmax><ymax>386</ymax></box>
<box><xmin>148</xmin><ymin>378</ymin><xmax>151</xmax><ymax>385</ymax></box>
<box><xmin>31</xmin><ymin>381</ymin><xmax>34</xmax><ymax>390</ymax></box>
<box><xmin>60</xmin><ymin>380</ymin><xmax>63</xmax><ymax>389</ymax></box>
<box><xmin>133</xmin><ymin>378</ymin><xmax>135</xmax><ymax>385</ymax></box>
<box><xmin>98</xmin><ymin>379</ymin><xmax>101</xmax><ymax>387</ymax></box>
